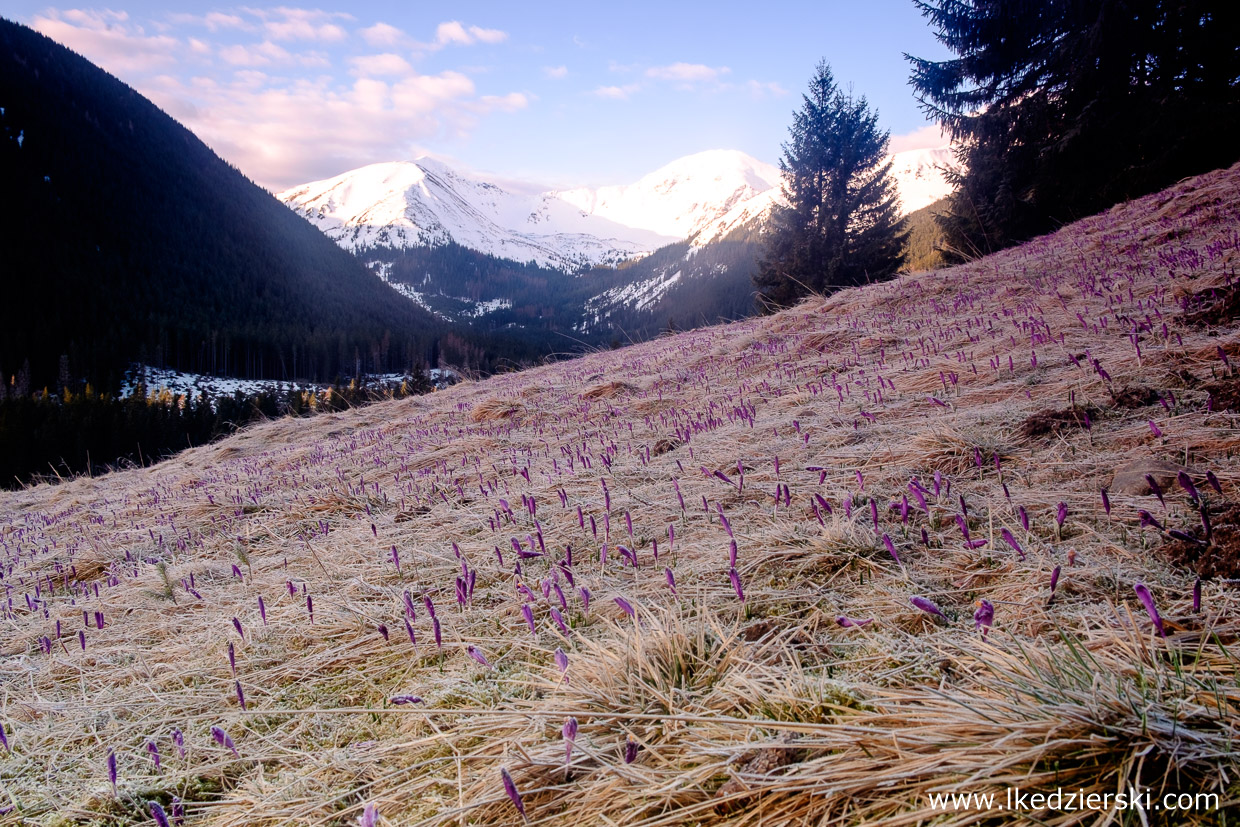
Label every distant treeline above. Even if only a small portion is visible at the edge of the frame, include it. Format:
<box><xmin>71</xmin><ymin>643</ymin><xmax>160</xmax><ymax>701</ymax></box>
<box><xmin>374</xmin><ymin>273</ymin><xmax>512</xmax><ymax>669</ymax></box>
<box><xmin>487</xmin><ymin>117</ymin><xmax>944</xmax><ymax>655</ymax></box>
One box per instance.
<box><xmin>0</xmin><ymin>375</ymin><xmax>433</xmax><ymax>489</ymax></box>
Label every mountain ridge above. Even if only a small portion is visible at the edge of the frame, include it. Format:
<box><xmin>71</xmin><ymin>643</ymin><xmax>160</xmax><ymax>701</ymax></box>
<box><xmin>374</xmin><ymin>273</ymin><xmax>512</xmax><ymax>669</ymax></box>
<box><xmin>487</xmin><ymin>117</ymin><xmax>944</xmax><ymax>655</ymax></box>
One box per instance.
<box><xmin>279</xmin><ymin>146</ymin><xmax>956</xmax><ymax>272</ymax></box>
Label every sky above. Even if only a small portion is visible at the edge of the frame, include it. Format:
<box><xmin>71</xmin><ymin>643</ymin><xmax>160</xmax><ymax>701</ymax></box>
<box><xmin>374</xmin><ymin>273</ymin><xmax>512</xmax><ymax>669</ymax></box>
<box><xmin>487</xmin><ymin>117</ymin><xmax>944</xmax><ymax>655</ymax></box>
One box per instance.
<box><xmin>9</xmin><ymin>1</ymin><xmax>954</xmax><ymax>192</ymax></box>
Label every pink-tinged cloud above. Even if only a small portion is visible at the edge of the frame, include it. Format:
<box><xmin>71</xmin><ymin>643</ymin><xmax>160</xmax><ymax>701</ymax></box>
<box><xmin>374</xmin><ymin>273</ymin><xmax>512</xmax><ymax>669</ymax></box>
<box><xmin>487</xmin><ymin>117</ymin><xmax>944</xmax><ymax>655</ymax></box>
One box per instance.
<box><xmin>144</xmin><ymin>68</ymin><xmax>525</xmax><ymax>189</ymax></box>
<box><xmin>359</xmin><ymin>22</ymin><xmax>407</xmax><ymax>47</ymax></box>
<box><xmin>349</xmin><ymin>53</ymin><xmax>413</xmax><ymax>77</ymax></box>
<box><xmin>239</xmin><ymin>7</ymin><xmax>353</xmax><ymax>42</ymax></box>
<box><xmin>32</xmin><ymin>9</ymin><xmax>180</xmax><ymax>74</ymax></box>
<box><xmin>646</xmin><ymin>62</ymin><xmax>729</xmax><ymax>83</ymax></box>
<box><xmin>593</xmin><ymin>84</ymin><xmax>639</xmax><ymax>100</ymax></box>
<box><xmin>428</xmin><ymin>21</ymin><xmax>508</xmax><ymax>49</ymax></box>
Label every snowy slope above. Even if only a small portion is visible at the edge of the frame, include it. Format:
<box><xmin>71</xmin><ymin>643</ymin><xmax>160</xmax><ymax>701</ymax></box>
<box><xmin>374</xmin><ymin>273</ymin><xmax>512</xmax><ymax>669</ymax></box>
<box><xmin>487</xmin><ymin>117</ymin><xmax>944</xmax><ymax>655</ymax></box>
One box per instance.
<box><xmin>551</xmin><ymin>150</ymin><xmax>782</xmax><ymax>240</ymax></box>
<box><xmin>888</xmin><ymin>146</ymin><xmax>958</xmax><ymax>213</ymax></box>
<box><xmin>278</xmin><ymin>159</ymin><xmax>675</xmax><ymax>272</ymax></box>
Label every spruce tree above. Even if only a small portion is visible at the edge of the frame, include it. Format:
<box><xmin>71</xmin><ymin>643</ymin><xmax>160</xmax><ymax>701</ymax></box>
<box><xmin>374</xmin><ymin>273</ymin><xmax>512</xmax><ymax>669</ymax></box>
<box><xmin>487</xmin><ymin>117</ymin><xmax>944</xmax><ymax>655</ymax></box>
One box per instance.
<box><xmin>907</xmin><ymin>0</ymin><xmax>1240</xmax><ymax>259</ymax></box>
<box><xmin>755</xmin><ymin>61</ymin><xmax>905</xmax><ymax>309</ymax></box>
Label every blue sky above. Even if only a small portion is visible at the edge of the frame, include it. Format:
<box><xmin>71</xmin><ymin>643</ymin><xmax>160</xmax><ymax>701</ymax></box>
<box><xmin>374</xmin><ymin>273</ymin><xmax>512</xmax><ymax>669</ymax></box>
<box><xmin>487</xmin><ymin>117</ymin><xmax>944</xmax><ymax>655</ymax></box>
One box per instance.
<box><xmin>10</xmin><ymin>1</ymin><xmax>953</xmax><ymax>191</ymax></box>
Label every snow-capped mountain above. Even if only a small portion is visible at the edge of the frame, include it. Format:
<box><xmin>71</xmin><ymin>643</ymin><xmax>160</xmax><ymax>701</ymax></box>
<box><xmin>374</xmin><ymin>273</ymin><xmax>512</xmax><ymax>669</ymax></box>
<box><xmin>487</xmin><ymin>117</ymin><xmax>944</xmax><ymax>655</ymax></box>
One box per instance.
<box><xmin>279</xmin><ymin>147</ymin><xmax>956</xmax><ymax>274</ymax></box>
<box><xmin>551</xmin><ymin>150</ymin><xmax>782</xmax><ymax>240</ymax></box>
<box><xmin>888</xmin><ymin>146</ymin><xmax>958</xmax><ymax>213</ymax></box>
<box><xmin>277</xmin><ymin>159</ymin><xmax>676</xmax><ymax>272</ymax></box>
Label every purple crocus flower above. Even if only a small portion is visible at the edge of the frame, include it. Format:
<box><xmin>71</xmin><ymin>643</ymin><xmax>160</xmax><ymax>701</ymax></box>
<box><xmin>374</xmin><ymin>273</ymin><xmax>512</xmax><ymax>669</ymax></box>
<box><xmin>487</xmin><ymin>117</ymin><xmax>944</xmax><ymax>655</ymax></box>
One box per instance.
<box><xmin>108</xmin><ymin>749</ymin><xmax>118</xmax><ymax>795</ymax></box>
<box><xmin>580</xmin><ymin>587</ymin><xmax>591</xmax><ymax>615</ymax></box>
<box><xmin>150</xmin><ymin>802</ymin><xmax>172</xmax><ymax>827</ymax></box>
<box><xmin>500</xmin><ymin>767</ymin><xmax>526</xmax><ymax>819</ymax></box>
<box><xmin>728</xmin><ymin>540</ymin><xmax>738</xmax><ymax>568</ymax></box>
<box><xmin>358</xmin><ymin>802</ymin><xmax>378</xmax><ymax>827</ymax></box>
<box><xmin>562</xmin><ymin>717</ymin><xmax>578</xmax><ymax>766</ymax></box>
<box><xmin>1138</xmin><ymin>510</ymin><xmax>1164</xmax><ymax>531</ymax></box>
<box><xmin>521</xmin><ymin>604</ymin><xmax>536</xmax><ymax>636</ymax></box>
<box><xmin>227</xmin><ymin>642</ymin><xmax>236</xmax><ymax>676</ymax></box>
<box><xmin>550</xmin><ymin>607</ymin><xmax>570</xmax><ymax>636</ymax></box>
<box><xmin>235</xmin><ymin>680</ymin><xmax>246</xmax><ymax>710</ymax></box>
<box><xmin>389</xmin><ymin>695</ymin><xmax>423</xmax><ymax>705</ymax></box>
<box><xmin>0</xmin><ymin>726</ymin><xmax>8</xmax><ymax>753</ymax></box>
<box><xmin>231</xmin><ymin>617</ymin><xmax>244</xmax><ymax>640</ymax></box>
<box><xmin>171</xmin><ymin>728</ymin><xmax>185</xmax><ymax>759</ymax></box>
<box><xmin>1177</xmin><ymin>471</ymin><xmax>1199</xmax><ymax>503</ymax></box>
<box><xmin>211</xmin><ymin>725</ymin><xmax>239</xmax><ymax>757</ymax></box>
<box><xmin>665</xmin><ymin>567</ymin><xmax>677</xmax><ymax>596</ymax></box>
<box><xmin>257</xmin><ymin>595</ymin><xmax>267</xmax><ymax>625</ymax></box>
<box><xmin>973</xmin><ymin>599</ymin><xmax>994</xmax><ymax>639</ymax></box>
<box><xmin>835</xmin><ymin>616</ymin><xmax>873</xmax><ymax>628</ymax></box>
<box><xmin>306</xmin><ymin>595</ymin><xmax>314</xmax><ymax>624</ymax></box>
<box><xmin>1133</xmin><ymin>583</ymin><xmax>1166</xmax><ymax>637</ymax></box>
<box><xmin>1206</xmin><ymin>471</ymin><xmax>1223</xmax><ymax>495</ymax></box>
<box><xmin>882</xmin><ymin>534</ymin><xmax>901</xmax><ymax>564</ymax></box>
<box><xmin>1193</xmin><ymin>578</ymin><xmax>1202</xmax><ymax>613</ymax></box>
<box><xmin>614</xmin><ymin>597</ymin><xmax>635</xmax><ymax>618</ymax></box>
<box><xmin>1000</xmin><ymin>528</ymin><xmax>1026</xmax><ymax>560</ymax></box>
<box><xmin>1056</xmin><ymin>502</ymin><xmax>1067</xmax><ymax>528</ymax></box>
<box><xmin>1145</xmin><ymin>475</ymin><xmax>1166</xmax><ymax>507</ymax></box>
<box><xmin>1148</xmin><ymin>420</ymin><xmax>1163</xmax><ymax>438</ymax></box>
<box><xmin>466</xmin><ymin>645</ymin><xmax>491</xmax><ymax>669</ymax></box>
<box><xmin>623</xmin><ymin>735</ymin><xmax>640</xmax><ymax>764</ymax></box>
<box><xmin>554</xmin><ymin>647</ymin><xmax>569</xmax><ymax>681</ymax></box>
<box><xmin>728</xmin><ymin>568</ymin><xmax>745</xmax><ymax>602</ymax></box>
<box><xmin>147</xmin><ymin>740</ymin><xmax>161</xmax><ymax>771</ymax></box>
<box><xmin>910</xmin><ymin>596</ymin><xmax>947</xmax><ymax>619</ymax></box>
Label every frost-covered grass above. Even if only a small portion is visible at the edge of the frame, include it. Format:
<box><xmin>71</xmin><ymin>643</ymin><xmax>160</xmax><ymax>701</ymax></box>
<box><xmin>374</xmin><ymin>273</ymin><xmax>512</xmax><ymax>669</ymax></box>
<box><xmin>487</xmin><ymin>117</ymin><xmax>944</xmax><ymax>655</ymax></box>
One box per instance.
<box><xmin>2</xmin><ymin>163</ymin><xmax>1240</xmax><ymax>825</ymax></box>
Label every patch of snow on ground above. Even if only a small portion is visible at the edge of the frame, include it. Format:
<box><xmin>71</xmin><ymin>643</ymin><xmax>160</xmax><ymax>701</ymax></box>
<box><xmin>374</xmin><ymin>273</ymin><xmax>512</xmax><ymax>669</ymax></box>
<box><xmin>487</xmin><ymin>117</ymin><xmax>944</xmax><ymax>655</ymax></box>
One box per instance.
<box><xmin>121</xmin><ymin>366</ymin><xmax>458</xmax><ymax>399</ymax></box>
<box><xmin>580</xmin><ymin>269</ymin><xmax>683</xmax><ymax>330</ymax></box>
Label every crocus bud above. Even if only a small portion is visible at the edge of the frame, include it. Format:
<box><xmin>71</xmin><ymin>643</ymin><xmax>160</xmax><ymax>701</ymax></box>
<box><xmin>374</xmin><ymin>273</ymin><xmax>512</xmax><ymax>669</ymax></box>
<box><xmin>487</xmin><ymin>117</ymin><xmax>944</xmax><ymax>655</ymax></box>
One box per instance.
<box><xmin>500</xmin><ymin>767</ymin><xmax>526</xmax><ymax>819</ymax></box>
<box><xmin>623</xmin><ymin>735</ymin><xmax>640</xmax><ymax>764</ymax></box>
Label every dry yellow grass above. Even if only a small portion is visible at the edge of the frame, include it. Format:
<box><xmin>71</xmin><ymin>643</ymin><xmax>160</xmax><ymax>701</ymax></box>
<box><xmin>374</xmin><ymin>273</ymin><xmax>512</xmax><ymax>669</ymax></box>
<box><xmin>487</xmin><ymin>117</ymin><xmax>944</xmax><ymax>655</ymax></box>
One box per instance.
<box><xmin>3</xmin><ymin>164</ymin><xmax>1240</xmax><ymax>825</ymax></box>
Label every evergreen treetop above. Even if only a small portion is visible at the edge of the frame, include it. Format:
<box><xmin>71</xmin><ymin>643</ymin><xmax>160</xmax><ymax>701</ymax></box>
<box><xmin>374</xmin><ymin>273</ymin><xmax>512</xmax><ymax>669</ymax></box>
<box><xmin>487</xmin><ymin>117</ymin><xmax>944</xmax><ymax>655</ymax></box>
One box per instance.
<box><xmin>755</xmin><ymin>61</ymin><xmax>905</xmax><ymax>309</ymax></box>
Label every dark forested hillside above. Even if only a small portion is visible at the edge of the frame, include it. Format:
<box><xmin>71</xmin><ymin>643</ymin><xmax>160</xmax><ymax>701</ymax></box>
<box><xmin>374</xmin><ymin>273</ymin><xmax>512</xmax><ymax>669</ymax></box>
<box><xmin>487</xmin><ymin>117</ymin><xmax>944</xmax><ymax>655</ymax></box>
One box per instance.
<box><xmin>0</xmin><ymin>18</ymin><xmax>442</xmax><ymax>392</ymax></box>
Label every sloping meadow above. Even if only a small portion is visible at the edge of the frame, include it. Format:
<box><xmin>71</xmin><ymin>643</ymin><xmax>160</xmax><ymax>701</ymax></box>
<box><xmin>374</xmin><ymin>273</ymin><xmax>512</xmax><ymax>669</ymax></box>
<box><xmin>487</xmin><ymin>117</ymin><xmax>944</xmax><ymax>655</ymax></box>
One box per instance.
<box><xmin>3</xmin><ymin>164</ymin><xmax>1240</xmax><ymax>825</ymax></box>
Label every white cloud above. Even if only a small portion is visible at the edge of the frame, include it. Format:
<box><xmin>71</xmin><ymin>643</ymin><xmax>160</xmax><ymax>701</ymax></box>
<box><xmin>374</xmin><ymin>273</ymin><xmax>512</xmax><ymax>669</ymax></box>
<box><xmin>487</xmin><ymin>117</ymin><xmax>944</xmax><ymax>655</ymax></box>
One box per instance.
<box><xmin>32</xmin><ymin>9</ymin><xmax>181</xmax><ymax>74</ymax></box>
<box><xmin>740</xmin><ymin>79</ymin><xmax>788</xmax><ymax>98</ymax></box>
<box><xmin>888</xmin><ymin>124</ymin><xmax>948</xmax><ymax>154</ymax></box>
<box><xmin>467</xmin><ymin>26</ymin><xmax>507</xmax><ymax>45</ymax></box>
<box><xmin>349</xmin><ymin>53</ymin><xmax>413</xmax><ymax>77</ymax></box>
<box><xmin>543</xmin><ymin>65</ymin><xmax>568</xmax><ymax>79</ymax></box>
<box><xmin>646</xmin><ymin>62</ymin><xmax>729</xmax><ymax>83</ymax></box>
<box><xmin>359</xmin><ymin>22</ymin><xmax>407</xmax><ymax>47</ymax></box>
<box><xmin>424</xmin><ymin>20</ymin><xmax>509</xmax><ymax>50</ymax></box>
<box><xmin>593</xmin><ymin>84</ymin><xmax>640</xmax><ymax>100</ymax></box>
<box><xmin>205</xmin><ymin>12</ymin><xmax>248</xmax><ymax>32</ymax></box>
<box><xmin>217</xmin><ymin>40</ymin><xmax>330</xmax><ymax>68</ymax></box>
<box><xmin>239</xmin><ymin>7</ymin><xmax>353</xmax><ymax>42</ymax></box>
<box><xmin>143</xmin><ymin>66</ymin><xmax>526</xmax><ymax>189</ymax></box>
<box><xmin>167</xmin><ymin>11</ymin><xmax>250</xmax><ymax>32</ymax></box>
<box><xmin>32</xmin><ymin>6</ymin><xmax>527</xmax><ymax>190</ymax></box>
<box><xmin>477</xmin><ymin>92</ymin><xmax>530</xmax><ymax>113</ymax></box>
